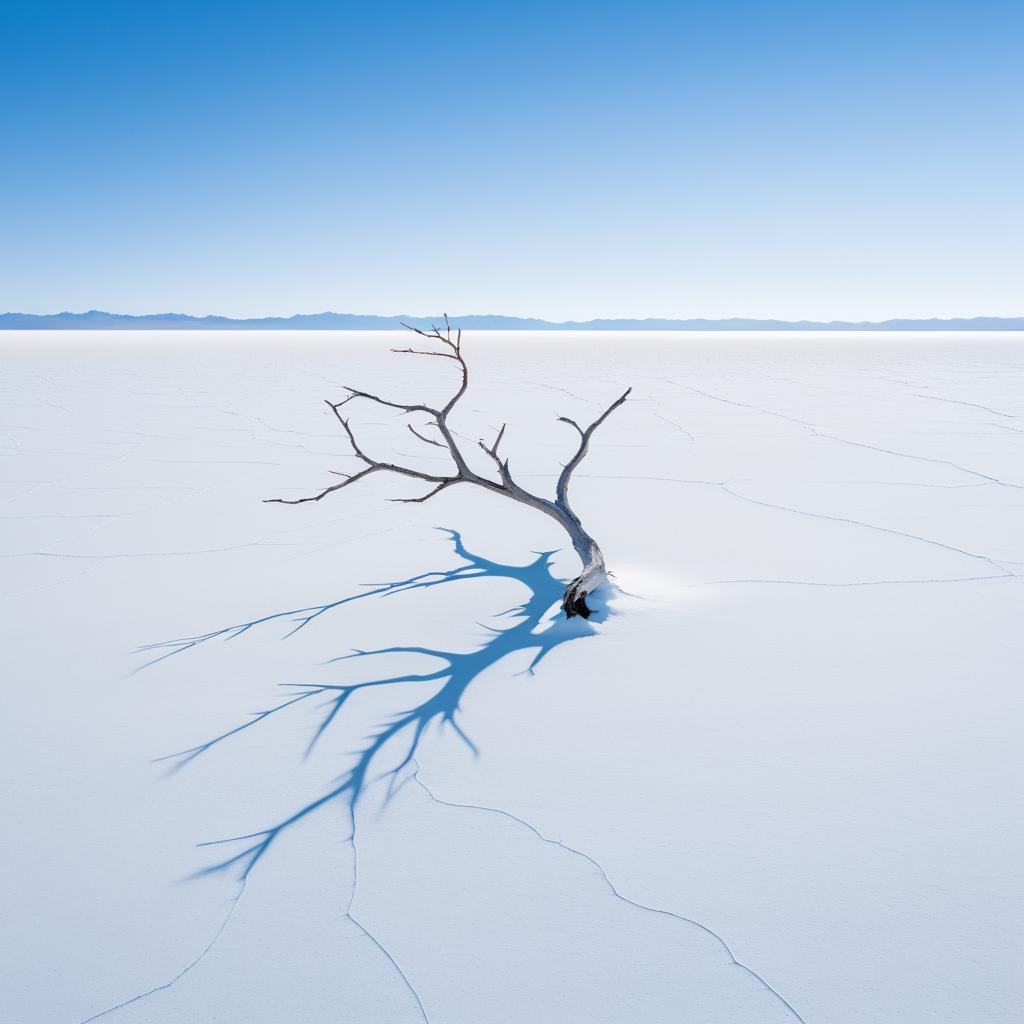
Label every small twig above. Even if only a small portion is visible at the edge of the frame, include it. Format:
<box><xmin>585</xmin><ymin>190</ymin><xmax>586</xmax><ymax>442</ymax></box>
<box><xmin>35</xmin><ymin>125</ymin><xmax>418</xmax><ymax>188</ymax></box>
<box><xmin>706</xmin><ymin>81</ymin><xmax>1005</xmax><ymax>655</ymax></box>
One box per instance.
<box><xmin>556</xmin><ymin>415</ymin><xmax>584</xmax><ymax>437</ymax></box>
<box><xmin>337</xmin><ymin>388</ymin><xmax>439</xmax><ymax>416</ymax></box>
<box><xmin>390</xmin><ymin>480</ymin><xmax>459</xmax><ymax>503</ymax></box>
<box><xmin>399</xmin><ymin>321</ymin><xmax>458</xmax><ymax>354</ymax></box>
<box><xmin>479</xmin><ymin>423</ymin><xmax>507</xmax><ymax>458</ymax></box>
<box><xmin>407</xmin><ymin>424</ymin><xmax>447</xmax><ymax>449</ymax></box>
<box><xmin>390</xmin><ymin>348</ymin><xmax>458</xmax><ymax>361</ymax></box>
<box><xmin>265</xmin><ymin>465</ymin><xmax>380</xmax><ymax>504</ymax></box>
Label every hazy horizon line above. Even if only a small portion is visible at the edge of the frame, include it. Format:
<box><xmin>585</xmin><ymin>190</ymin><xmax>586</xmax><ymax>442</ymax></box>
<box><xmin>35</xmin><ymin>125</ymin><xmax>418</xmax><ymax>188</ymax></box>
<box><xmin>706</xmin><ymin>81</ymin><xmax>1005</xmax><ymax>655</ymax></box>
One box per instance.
<box><xmin>4</xmin><ymin>309</ymin><xmax>1024</xmax><ymax>331</ymax></box>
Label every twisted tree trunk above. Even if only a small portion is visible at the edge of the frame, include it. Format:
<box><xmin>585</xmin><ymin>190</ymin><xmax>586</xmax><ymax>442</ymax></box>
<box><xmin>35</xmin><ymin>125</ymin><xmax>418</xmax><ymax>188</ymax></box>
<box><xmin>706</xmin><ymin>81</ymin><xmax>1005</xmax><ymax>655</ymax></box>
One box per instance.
<box><xmin>267</xmin><ymin>316</ymin><xmax>630</xmax><ymax>619</ymax></box>
<box><xmin>559</xmin><ymin>518</ymin><xmax>606</xmax><ymax>618</ymax></box>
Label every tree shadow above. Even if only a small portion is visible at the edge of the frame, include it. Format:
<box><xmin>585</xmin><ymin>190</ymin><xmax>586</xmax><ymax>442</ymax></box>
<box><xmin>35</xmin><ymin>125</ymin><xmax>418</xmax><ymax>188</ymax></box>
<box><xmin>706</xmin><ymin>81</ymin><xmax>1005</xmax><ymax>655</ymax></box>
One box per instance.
<box><xmin>140</xmin><ymin>529</ymin><xmax>610</xmax><ymax>879</ymax></box>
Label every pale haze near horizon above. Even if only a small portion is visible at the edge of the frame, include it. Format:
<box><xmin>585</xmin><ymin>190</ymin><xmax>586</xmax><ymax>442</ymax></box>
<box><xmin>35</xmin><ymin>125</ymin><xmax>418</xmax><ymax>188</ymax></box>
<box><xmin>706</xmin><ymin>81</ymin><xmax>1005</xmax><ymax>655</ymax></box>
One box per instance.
<box><xmin>1</xmin><ymin>2</ymin><xmax>1021</xmax><ymax>322</ymax></box>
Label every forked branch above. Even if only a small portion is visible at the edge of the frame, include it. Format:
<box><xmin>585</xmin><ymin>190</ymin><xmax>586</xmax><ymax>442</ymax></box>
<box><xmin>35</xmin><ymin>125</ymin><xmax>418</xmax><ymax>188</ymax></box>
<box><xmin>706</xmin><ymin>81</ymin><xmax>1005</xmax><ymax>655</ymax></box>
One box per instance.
<box><xmin>556</xmin><ymin>387</ymin><xmax>632</xmax><ymax>507</ymax></box>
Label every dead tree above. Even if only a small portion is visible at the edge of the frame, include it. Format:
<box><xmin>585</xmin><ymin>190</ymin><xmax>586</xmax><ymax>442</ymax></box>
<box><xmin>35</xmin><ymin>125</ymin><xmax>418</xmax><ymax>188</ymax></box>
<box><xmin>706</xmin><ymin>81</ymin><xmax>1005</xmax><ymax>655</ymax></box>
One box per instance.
<box><xmin>268</xmin><ymin>317</ymin><xmax>631</xmax><ymax>617</ymax></box>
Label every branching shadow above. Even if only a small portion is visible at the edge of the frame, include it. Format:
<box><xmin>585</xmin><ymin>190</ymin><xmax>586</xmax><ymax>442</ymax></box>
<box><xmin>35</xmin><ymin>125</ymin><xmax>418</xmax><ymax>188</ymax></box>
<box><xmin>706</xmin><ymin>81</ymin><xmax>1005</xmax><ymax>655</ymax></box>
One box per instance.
<box><xmin>140</xmin><ymin>529</ymin><xmax>609</xmax><ymax>879</ymax></box>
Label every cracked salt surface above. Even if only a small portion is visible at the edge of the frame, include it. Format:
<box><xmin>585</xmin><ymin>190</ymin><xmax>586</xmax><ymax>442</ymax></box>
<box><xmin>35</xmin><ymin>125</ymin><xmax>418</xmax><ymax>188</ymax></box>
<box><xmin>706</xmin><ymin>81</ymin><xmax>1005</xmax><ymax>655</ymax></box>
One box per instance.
<box><xmin>1</xmin><ymin>330</ymin><xmax>1021</xmax><ymax>1023</ymax></box>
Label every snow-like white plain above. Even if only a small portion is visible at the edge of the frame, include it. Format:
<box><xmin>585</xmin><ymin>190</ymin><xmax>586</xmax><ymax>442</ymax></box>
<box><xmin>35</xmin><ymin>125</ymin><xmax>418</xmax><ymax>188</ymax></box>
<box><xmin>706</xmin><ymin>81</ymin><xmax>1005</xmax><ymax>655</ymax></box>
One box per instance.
<box><xmin>2</xmin><ymin>330</ymin><xmax>1021</xmax><ymax>1024</ymax></box>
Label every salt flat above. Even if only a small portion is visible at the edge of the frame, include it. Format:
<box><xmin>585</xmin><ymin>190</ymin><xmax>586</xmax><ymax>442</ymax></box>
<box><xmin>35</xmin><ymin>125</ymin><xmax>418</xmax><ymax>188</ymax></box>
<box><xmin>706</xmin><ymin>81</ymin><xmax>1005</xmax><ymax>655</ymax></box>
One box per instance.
<box><xmin>1</xmin><ymin>330</ymin><xmax>1021</xmax><ymax>1024</ymax></box>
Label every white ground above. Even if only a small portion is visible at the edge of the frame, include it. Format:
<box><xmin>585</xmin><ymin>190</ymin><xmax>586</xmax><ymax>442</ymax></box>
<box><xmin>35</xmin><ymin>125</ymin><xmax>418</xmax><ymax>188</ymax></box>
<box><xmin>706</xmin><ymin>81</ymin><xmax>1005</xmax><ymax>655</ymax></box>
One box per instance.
<box><xmin>1</xmin><ymin>330</ymin><xmax>1021</xmax><ymax>1024</ymax></box>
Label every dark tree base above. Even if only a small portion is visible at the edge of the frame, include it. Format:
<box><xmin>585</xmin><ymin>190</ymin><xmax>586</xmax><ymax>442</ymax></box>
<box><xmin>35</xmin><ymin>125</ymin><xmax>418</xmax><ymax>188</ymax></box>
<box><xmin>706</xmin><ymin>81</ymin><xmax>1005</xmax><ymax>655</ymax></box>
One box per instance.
<box><xmin>562</xmin><ymin>589</ymin><xmax>593</xmax><ymax>619</ymax></box>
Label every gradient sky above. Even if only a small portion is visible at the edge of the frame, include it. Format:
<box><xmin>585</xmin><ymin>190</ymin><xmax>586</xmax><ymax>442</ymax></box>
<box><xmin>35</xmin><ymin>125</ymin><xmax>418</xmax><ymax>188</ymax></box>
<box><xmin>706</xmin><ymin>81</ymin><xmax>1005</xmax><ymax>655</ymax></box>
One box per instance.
<box><xmin>2</xmin><ymin>0</ymin><xmax>1021</xmax><ymax>320</ymax></box>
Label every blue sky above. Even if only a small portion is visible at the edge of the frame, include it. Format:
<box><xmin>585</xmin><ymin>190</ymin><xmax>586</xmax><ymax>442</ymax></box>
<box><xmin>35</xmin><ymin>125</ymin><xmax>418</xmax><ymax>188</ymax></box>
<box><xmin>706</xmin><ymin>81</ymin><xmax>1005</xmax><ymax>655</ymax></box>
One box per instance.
<box><xmin>1</xmin><ymin>1</ymin><xmax>1021</xmax><ymax>320</ymax></box>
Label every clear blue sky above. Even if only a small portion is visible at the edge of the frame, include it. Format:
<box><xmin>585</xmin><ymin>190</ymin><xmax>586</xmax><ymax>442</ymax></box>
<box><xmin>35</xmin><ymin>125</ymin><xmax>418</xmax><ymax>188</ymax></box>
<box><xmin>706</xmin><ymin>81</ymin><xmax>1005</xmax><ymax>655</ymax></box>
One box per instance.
<box><xmin>1</xmin><ymin>1</ymin><xmax>1021</xmax><ymax>320</ymax></box>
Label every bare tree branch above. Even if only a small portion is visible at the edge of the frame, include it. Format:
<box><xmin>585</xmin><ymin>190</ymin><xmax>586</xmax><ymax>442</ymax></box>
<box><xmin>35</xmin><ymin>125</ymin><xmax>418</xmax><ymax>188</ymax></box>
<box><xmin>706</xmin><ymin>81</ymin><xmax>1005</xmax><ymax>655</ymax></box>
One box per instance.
<box><xmin>556</xmin><ymin>415</ymin><xmax>584</xmax><ymax>438</ymax></box>
<box><xmin>476</xmin><ymin>423</ymin><xmax>519</xmax><ymax>490</ymax></box>
<box><xmin>390</xmin><ymin>348</ymin><xmax>459</xmax><ymax>361</ymax></box>
<box><xmin>478</xmin><ymin>423</ymin><xmax>507</xmax><ymax>460</ymax></box>
<box><xmin>407</xmin><ymin>423</ymin><xmax>446</xmax><ymax>448</ymax></box>
<box><xmin>326</xmin><ymin>405</ymin><xmax>373</xmax><ymax>464</ymax></box>
<box><xmin>337</xmin><ymin>387</ymin><xmax>439</xmax><ymax>416</ymax></box>
<box><xmin>396</xmin><ymin>318</ymin><xmax>469</xmax><ymax>415</ymax></box>
<box><xmin>556</xmin><ymin>387</ymin><xmax>632</xmax><ymax>507</ymax></box>
<box><xmin>399</xmin><ymin>320</ymin><xmax>459</xmax><ymax>355</ymax></box>
<box><xmin>265</xmin><ymin>465</ymin><xmax>381</xmax><ymax>504</ymax></box>
<box><xmin>389</xmin><ymin>479</ymin><xmax>460</xmax><ymax>503</ymax></box>
<box><xmin>441</xmin><ymin>347</ymin><xmax>469</xmax><ymax>415</ymax></box>
<box><xmin>267</xmin><ymin>317</ymin><xmax>632</xmax><ymax>616</ymax></box>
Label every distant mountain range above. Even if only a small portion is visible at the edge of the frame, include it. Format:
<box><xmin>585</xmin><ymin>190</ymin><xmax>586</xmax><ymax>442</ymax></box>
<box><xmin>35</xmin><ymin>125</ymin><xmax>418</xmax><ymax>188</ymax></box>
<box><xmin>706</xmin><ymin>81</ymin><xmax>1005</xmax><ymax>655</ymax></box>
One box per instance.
<box><xmin>2</xmin><ymin>310</ymin><xmax>1023</xmax><ymax>331</ymax></box>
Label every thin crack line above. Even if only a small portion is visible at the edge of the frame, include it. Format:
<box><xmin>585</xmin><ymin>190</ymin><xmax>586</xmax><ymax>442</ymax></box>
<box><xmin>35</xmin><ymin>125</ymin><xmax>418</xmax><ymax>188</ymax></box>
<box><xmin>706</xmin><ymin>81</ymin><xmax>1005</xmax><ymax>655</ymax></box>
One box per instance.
<box><xmin>1</xmin><ymin>541</ymin><xmax>314</xmax><ymax>560</ymax></box>
<box><xmin>719</xmin><ymin>484</ymin><xmax>1016</xmax><ymax>578</ymax></box>
<box><xmin>411</xmin><ymin>764</ymin><xmax>806</xmax><ymax>1024</ymax></box>
<box><xmin>75</xmin><ymin>814</ymin><xmax>427</xmax><ymax>1024</ymax></box>
<box><xmin>812</xmin><ymin>432</ymin><xmax>1022</xmax><ymax>490</ymax></box>
<box><xmin>77</xmin><ymin>880</ymin><xmax>246</xmax><ymax>1023</ymax></box>
<box><xmin>913</xmin><ymin>393</ymin><xmax>1018</xmax><ymax>418</ymax></box>
<box><xmin>683</xmin><ymin>574</ymin><xmax>1010</xmax><ymax>588</ymax></box>
<box><xmin>653</xmin><ymin>375</ymin><xmax>1023</xmax><ymax>489</ymax></box>
<box><xmin>648</xmin><ymin>377</ymin><xmax>813</xmax><ymax>430</ymax></box>
<box><xmin>345</xmin><ymin>804</ymin><xmax>430</xmax><ymax>1024</ymax></box>
<box><xmin>654</xmin><ymin>411</ymin><xmax>696</xmax><ymax>440</ymax></box>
